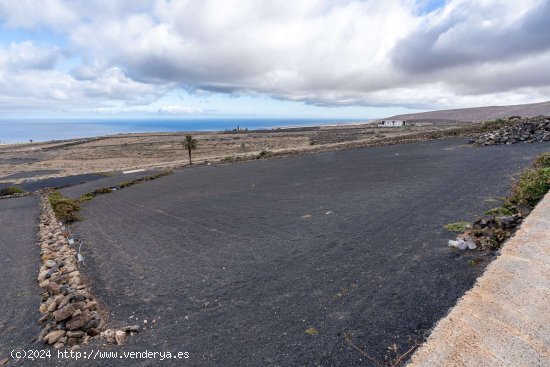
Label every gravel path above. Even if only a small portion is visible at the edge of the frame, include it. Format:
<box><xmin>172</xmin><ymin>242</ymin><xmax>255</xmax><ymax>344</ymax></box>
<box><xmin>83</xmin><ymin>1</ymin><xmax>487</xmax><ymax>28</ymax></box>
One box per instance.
<box><xmin>64</xmin><ymin>139</ymin><xmax>549</xmax><ymax>366</ymax></box>
<box><xmin>0</xmin><ymin>196</ymin><xmax>41</xmax><ymax>361</ymax></box>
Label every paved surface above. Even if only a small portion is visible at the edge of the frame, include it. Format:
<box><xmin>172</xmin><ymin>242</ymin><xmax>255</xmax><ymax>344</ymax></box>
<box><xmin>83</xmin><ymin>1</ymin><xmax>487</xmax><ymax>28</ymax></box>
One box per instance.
<box><xmin>59</xmin><ymin>169</ymin><xmax>164</xmax><ymax>199</ymax></box>
<box><xmin>67</xmin><ymin>139</ymin><xmax>550</xmax><ymax>366</ymax></box>
<box><xmin>0</xmin><ymin>196</ymin><xmax>41</xmax><ymax>361</ymax></box>
<box><xmin>408</xmin><ymin>192</ymin><xmax>550</xmax><ymax>367</ymax></box>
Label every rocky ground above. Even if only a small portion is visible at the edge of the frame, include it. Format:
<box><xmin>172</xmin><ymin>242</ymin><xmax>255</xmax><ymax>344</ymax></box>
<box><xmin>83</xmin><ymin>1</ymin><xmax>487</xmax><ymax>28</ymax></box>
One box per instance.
<box><xmin>472</xmin><ymin>116</ymin><xmax>550</xmax><ymax>145</ymax></box>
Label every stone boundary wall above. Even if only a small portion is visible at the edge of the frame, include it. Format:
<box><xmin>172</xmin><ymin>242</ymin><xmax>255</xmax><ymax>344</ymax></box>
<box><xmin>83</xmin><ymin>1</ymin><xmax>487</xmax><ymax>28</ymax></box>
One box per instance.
<box><xmin>36</xmin><ymin>193</ymin><xmax>104</xmax><ymax>348</ymax></box>
<box><xmin>37</xmin><ymin>193</ymin><xmax>138</xmax><ymax>349</ymax></box>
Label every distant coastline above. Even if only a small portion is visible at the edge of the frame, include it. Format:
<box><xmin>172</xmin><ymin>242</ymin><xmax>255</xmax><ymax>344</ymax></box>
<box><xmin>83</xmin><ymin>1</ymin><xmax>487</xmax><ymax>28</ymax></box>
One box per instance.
<box><xmin>0</xmin><ymin>118</ymin><xmax>371</xmax><ymax>144</ymax></box>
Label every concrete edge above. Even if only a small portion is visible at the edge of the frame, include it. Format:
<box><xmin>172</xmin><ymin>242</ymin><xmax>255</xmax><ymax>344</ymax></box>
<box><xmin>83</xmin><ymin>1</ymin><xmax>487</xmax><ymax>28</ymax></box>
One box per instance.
<box><xmin>407</xmin><ymin>192</ymin><xmax>550</xmax><ymax>367</ymax></box>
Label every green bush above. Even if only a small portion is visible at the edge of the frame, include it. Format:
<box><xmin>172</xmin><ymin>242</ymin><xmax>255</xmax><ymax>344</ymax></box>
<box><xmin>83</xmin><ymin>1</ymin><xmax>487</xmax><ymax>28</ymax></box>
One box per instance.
<box><xmin>0</xmin><ymin>186</ymin><xmax>25</xmax><ymax>196</ymax></box>
<box><xmin>48</xmin><ymin>191</ymin><xmax>81</xmax><ymax>223</ymax></box>
<box><xmin>444</xmin><ymin>221</ymin><xmax>471</xmax><ymax>232</ymax></box>
<box><xmin>534</xmin><ymin>152</ymin><xmax>550</xmax><ymax>169</ymax></box>
<box><xmin>92</xmin><ymin>187</ymin><xmax>112</xmax><ymax>195</ymax></box>
<box><xmin>483</xmin><ymin>205</ymin><xmax>515</xmax><ymax>216</ymax></box>
<box><xmin>509</xmin><ymin>153</ymin><xmax>550</xmax><ymax>207</ymax></box>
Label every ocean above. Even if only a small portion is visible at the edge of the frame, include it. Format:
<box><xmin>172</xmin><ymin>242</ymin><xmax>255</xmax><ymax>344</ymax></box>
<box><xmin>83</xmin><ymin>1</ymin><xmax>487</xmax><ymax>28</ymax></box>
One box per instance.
<box><xmin>0</xmin><ymin>118</ymin><xmax>367</xmax><ymax>143</ymax></box>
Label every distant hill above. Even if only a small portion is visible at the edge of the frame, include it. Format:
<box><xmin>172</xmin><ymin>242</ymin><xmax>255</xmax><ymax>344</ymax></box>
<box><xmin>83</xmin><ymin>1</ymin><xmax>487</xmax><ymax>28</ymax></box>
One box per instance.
<box><xmin>381</xmin><ymin>100</ymin><xmax>550</xmax><ymax>123</ymax></box>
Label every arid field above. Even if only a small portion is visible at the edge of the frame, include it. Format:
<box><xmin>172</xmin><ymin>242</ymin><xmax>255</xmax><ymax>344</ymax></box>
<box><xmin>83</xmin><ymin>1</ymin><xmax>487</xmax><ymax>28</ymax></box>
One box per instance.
<box><xmin>0</xmin><ymin>122</ymin><xmax>472</xmax><ymax>185</ymax></box>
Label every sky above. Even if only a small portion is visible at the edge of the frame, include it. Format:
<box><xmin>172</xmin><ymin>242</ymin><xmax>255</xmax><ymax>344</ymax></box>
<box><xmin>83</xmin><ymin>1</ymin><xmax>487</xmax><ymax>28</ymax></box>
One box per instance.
<box><xmin>0</xmin><ymin>0</ymin><xmax>549</xmax><ymax>121</ymax></box>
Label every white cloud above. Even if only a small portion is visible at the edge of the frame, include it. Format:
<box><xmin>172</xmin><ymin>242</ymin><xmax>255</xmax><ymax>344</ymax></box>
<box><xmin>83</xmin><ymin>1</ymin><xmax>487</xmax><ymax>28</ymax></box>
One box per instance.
<box><xmin>0</xmin><ymin>0</ymin><xmax>78</xmax><ymax>30</ymax></box>
<box><xmin>157</xmin><ymin>105</ymin><xmax>203</xmax><ymax>114</ymax></box>
<box><xmin>0</xmin><ymin>41</ymin><xmax>60</xmax><ymax>70</ymax></box>
<box><xmin>0</xmin><ymin>0</ymin><xmax>549</xmax><ymax>115</ymax></box>
<box><xmin>0</xmin><ymin>43</ymin><xmax>169</xmax><ymax>111</ymax></box>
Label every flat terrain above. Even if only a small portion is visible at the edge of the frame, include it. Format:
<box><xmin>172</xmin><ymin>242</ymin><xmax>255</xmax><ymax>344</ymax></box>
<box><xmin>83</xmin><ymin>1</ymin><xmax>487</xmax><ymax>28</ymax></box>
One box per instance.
<box><xmin>69</xmin><ymin>139</ymin><xmax>550</xmax><ymax>366</ymax></box>
<box><xmin>0</xmin><ymin>196</ymin><xmax>41</xmax><ymax>360</ymax></box>
<box><xmin>0</xmin><ymin>122</ymin><xmax>470</xmax><ymax>185</ymax></box>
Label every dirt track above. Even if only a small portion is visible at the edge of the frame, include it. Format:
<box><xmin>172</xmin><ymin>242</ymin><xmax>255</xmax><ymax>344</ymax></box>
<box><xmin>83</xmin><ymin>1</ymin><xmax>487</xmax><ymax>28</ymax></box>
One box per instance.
<box><xmin>64</xmin><ymin>139</ymin><xmax>550</xmax><ymax>366</ymax></box>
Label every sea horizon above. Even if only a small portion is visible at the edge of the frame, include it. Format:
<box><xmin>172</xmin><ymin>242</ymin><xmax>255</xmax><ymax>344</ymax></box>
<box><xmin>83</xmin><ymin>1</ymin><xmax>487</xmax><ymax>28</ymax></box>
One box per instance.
<box><xmin>0</xmin><ymin>118</ymin><xmax>372</xmax><ymax>144</ymax></box>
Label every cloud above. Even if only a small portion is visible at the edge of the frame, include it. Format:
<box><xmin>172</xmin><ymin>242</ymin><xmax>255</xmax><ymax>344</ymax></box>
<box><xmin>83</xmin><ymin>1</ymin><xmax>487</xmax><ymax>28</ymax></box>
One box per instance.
<box><xmin>0</xmin><ymin>41</ymin><xmax>60</xmax><ymax>70</ymax></box>
<box><xmin>0</xmin><ymin>0</ymin><xmax>549</xmax><ymax>114</ymax></box>
<box><xmin>0</xmin><ymin>42</ymin><xmax>168</xmax><ymax>111</ymax></box>
<box><xmin>0</xmin><ymin>0</ymin><xmax>78</xmax><ymax>30</ymax></box>
<box><xmin>157</xmin><ymin>105</ymin><xmax>203</xmax><ymax>114</ymax></box>
<box><xmin>392</xmin><ymin>0</ymin><xmax>550</xmax><ymax>73</ymax></box>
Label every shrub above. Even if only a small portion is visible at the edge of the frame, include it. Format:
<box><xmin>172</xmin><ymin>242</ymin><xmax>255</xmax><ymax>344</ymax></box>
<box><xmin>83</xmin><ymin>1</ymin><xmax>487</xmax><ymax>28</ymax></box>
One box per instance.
<box><xmin>483</xmin><ymin>205</ymin><xmax>515</xmax><ymax>216</ymax></box>
<box><xmin>509</xmin><ymin>153</ymin><xmax>550</xmax><ymax>207</ymax></box>
<box><xmin>119</xmin><ymin>181</ymin><xmax>132</xmax><ymax>188</ymax></box>
<box><xmin>444</xmin><ymin>221</ymin><xmax>471</xmax><ymax>232</ymax></box>
<box><xmin>0</xmin><ymin>186</ymin><xmax>25</xmax><ymax>196</ymax></box>
<box><xmin>257</xmin><ymin>150</ymin><xmax>270</xmax><ymax>159</ymax></box>
<box><xmin>92</xmin><ymin>187</ymin><xmax>112</xmax><ymax>195</ymax></box>
<box><xmin>534</xmin><ymin>152</ymin><xmax>550</xmax><ymax>169</ymax></box>
<box><xmin>79</xmin><ymin>193</ymin><xmax>95</xmax><ymax>201</ymax></box>
<box><xmin>48</xmin><ymin>191</ymin><xmax>81</xmax><ymax>223</ymax></box>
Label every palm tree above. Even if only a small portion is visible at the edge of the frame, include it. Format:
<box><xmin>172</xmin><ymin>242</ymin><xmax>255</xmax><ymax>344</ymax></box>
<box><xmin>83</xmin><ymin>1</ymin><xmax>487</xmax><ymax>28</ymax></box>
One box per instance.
<box><xmin>182</xmin><ymin>135</ymin><xmax>197</xmax><ymax>164</ymax></box>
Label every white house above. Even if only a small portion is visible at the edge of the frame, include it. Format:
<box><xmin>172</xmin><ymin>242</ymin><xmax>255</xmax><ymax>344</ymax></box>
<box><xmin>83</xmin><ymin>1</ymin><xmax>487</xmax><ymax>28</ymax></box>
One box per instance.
<box><xmin>377</xmin><ymin>120</ymin><xmax>407</xmax><ymax>127</ymax></box>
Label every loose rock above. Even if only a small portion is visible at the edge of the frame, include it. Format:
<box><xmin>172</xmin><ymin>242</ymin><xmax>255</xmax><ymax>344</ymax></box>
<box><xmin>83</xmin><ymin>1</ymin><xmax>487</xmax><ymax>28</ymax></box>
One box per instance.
<box><xmin>66</xmin><ymin>310</ymin><xmax>94</xmax><ymax>331</ymax></box>
<box><xmin>53</xmin><ymin>304</ymin><xmax>75</xmax><ymax>322</ymax></box>
<box><xmin>471</xmin><ymin>116</ymin><xmax>550</xmax><ymax>146</ymax></box>
<box><xmin>44</xmin><ymin>330</ymin><xmax>65</xmax><ymax>345</ymax></box>
<box><xmin>115</xmin><ymin>330</ymin><xmax>126</xmax><ymax>345</ymax></box>
<box><xmin>67</xmin><ymin>330</ymin><xmax>86</xmax><ymax>338</ymax></box>
<box><xmin>121</xmin><ymin>325</ymin><xmax>140</xmax><ymax>333</ymax></box>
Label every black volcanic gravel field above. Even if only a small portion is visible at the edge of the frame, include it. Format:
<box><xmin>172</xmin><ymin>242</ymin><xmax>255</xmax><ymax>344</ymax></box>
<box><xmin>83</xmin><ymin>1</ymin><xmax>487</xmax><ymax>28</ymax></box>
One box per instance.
<box><xmin>58</xmin><ymin>139</ymin><xmax>550</xmax><ymax>366</ymax></box>
<box><xmin>0</xmin><ymin>196</ymin><xmax>41</xmax><ymax>361</ymax></box>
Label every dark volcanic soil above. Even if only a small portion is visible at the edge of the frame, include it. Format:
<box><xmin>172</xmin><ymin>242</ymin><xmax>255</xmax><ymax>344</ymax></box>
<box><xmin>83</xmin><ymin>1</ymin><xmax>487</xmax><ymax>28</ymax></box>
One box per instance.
<box><xmin>59</xmin><ymin>169</ymin><xmax>163</xmax><ymax>199</ymax></box>
<box><xmin>0</xmin><ymin>196</ymin><xmax>41</xmax><ymax>360</ymax></box>
<box><xmin>66</xmin><ymin>139</ymin><xmax>549</xmax><ymax>366</ymax></box>
<box><xmin>0</xmin><ymin>173</ymin><xmax>104</xmax><ymax>193</ymax></box>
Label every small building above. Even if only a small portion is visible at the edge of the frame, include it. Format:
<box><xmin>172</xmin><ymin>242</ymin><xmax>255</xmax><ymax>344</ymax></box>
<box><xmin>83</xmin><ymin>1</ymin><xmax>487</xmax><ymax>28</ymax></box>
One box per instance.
<box><xmin>377</xmin><ymin>120</ymin><xmax>407</xmax><ymax>127</ymax></box>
